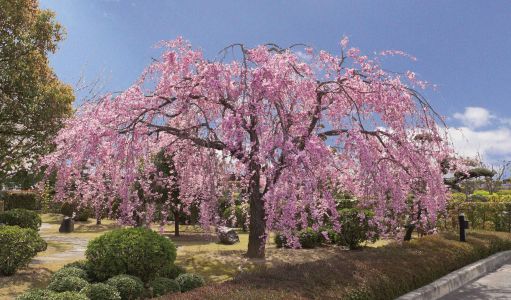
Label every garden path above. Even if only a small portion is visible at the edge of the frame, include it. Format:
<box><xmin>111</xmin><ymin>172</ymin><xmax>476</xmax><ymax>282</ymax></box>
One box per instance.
<box><xmin>439</xmin><ymin>259</ymin><xmax>511</xmax><ymax>299</ymax></box>
<box><xmin>31</xmin><ymin>223</ymin><xmax>89</xmax><ymax>264</ymax></box>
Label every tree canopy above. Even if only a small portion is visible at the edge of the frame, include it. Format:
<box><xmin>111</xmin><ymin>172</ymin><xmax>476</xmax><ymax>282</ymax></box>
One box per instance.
<box><xmin>0</xmin><ymin>0</ymin><xmax>74</xmax><ymax>185</ymax></box>
<box><xmin>43</xmin><ymin>38</ymin><xmax>453</xmax><ymax>258</ymax></box>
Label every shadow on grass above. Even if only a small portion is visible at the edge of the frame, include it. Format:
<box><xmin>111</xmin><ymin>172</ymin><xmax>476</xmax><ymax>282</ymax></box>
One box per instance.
<box><xmin>0</xmin><ymin>267</ymin><xmax>53</xmax><ymax>299</ymax></box>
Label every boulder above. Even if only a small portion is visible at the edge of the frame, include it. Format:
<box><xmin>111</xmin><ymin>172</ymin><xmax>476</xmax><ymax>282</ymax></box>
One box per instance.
<box><xmin>59</xmin><ymin>216</ymin><xmax>74</xmax><ymax>233</ymax></box>
<box><xmin>217</xmin><ymin>226</ymin><xmax>239</xmax><ymax>245</ymax></box>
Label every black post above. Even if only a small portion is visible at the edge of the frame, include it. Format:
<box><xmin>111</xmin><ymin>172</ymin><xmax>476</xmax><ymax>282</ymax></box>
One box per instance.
<box><xmin>459</xmin><ymin>214</ymin><xmax>466</xmax><ymax>242</ymax></box>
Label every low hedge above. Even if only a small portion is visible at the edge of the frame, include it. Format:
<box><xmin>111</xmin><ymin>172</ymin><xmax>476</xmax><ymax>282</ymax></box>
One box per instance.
<box><xmin>442</xmin><ymin>202</ymin><xmax>511</xmax><ymax>232</ymax></box>
<box><xmin>0</xmin><ymin>209</ymin><xmax>42</xmax><ymax>230</ymax></box>
<box><xmin>167</xmin><ymin>231</ymin><xmax>511</xmax><ymax>300</ymax></box>
<box><xmin>0</xmin><ymin>225</ymin><xmax>47</xmax><ymax>275</ymax></box>
<box><xmin>1</xmin><ymin>190</ymin><xmax>40</xmax><ymax>211</ymax></box>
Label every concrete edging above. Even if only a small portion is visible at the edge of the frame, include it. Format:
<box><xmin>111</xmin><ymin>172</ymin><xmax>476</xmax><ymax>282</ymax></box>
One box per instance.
<box><xmin>396</xmin><ymin>250</ymin><xmax>511</xmax><ymax>300</ymax></box>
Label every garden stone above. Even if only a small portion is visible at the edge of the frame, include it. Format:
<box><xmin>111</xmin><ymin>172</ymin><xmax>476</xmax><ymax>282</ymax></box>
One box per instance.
<box><xmin>59</xmin><ymin>216</ymin><xmax>74</xmax><ymax>233</ymax></box>
<box><xmin>217</xmin><ymin>226</ymin><xmax>239</xmax><ymax>245</ymax></box>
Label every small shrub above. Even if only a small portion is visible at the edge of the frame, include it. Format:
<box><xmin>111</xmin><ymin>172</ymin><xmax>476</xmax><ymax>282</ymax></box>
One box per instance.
<box><xmin>336</xmin><ymin>208</ymin><xmax>373</xmax><ymax>249</ymax></box>
<box><xmin>80</xmin><ymin>283</ymin><xmax>121</xmax><ymax>300</ymax></box>
<box><xmin>299</xmin><ymin>228</ymin><xmax>321</xmax><ymax>249</ymax></box>
<box><xmin>16</xmin><ymin>289</ymin><xmax>55</xmax><ymax>300</ymax></box>
<box><xmin>85</xmin><ymin>227</ymin><xmax>177</xmax><ymax>281</ymax></box>
<box><xmin>176</xmin><ymin>273</ymin><xmax>205</xmax><ymax>292</ymax></box>
<box><xmin>0</xmin><ymin>226</ymin><xmax>47</xmax><ymax>275</ymax></box>
<box><xmin>158</xmin><ymin>264</ymin><xmax>186</xmax><ymax>279</ymax></box>
<box><xmin>74</xmin><ymin>208</ymin><xmax>91</xmax><ymax>222</ymax></box>
<box><xmin>62</xmin><ymin>260</ymin><xmax>89</xmax><ymax>271</ymax></box>
<box><xmin>106</xmin><ymin>275</ymin><xmax>144</xmax><ymax>300</ymax></box>
<box><xmin>51</xmin><ymin>267</ymin><xmax>89</xmax><ymax>281</ymax></box>
<box><xmin>49</xmin><ymin>291</ymin><xmax>89</xmax><ymax>300</ymax></box>
<box><xmin>2</xmin><ymin>191</ymin><xmax>39</xmax><ymax>211</ymax></box>
<box><xmin>274</xmin><ymin>233</ymin><xmax>287</xmax><ymax>248</ymax></box>
<box><xmin>60</xmin><ymin>202</ymin><xmax>75</xmax><ymax>217</ymax></box>
<box><xmin>147</xmin><ymin>277</ymin><xmax>181</xmax><ymax>297</ymax></box>
<box><xmin>0</xmin><ymin>209</ymin><xmax>41</xmax><ymax>230</ymax></box>
<box><xmin>47</xmin><ymin>276</ymin><xmax>89</xmax><ymax>292</ymax></box>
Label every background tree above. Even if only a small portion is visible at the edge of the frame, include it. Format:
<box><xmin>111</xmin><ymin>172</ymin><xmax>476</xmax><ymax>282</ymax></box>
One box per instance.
<box><xmin>0</xmin><ymin>0</ymin><xmax>74</xmax><ymax>186</ymax></box>
<box><xmin>44</xmin><ymin>38</ymin><xmax>452</xmax><ymax>258</ymax></box>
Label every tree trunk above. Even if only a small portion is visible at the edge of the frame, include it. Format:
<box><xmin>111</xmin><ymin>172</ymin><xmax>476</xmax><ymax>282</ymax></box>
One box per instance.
<box><xmin>246</xmin><ymin>162</ymin><xmax>266</xmax><ymax>258</ymax></box>
<box><xmin>96</xmin><ymin>216</ymin><xmax>101</xmax><ymax>225</ymax></box>
<box><xmin>173</xmin><ymin>210</ymin><xmax>180</xmax><ymax>237</ymax></box>
<box><xmin>403</xmin><ymin>224</ymin><xmax>415</xmax><ymax>241</ymax></box>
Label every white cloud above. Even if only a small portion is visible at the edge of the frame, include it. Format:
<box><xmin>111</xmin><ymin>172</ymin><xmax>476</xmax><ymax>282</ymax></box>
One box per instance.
<box><xmin>453</xmin><ymin>107</ymin><xmax>493</xmax><ymax>129</ymax></box>
<box><xmin>448</xmin><ymin>126</ymin><xmax>511</xmax><ymax>162</ymax></box>
<box><xmin>448</xmin><ymin>106</ymin><xmax>511</xmax><ymax>163</ymax></box>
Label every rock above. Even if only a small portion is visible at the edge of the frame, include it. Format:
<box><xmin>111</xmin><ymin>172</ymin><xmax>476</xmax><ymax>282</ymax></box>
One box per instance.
<box><xmin>217</xmin><ymin>226</ymin><xmax>239</xmax><ymax>245</ymax></box>
<box><xmin>59</xmin><ymin>216</ymin><xmax>74</xmax><ymax>233</ymax></box>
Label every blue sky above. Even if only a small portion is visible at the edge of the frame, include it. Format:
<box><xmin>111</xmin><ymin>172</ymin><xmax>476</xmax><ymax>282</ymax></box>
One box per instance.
<box><xmin>40</xmin><ymin>0</ymin><xmax>511</xmax><ymax>163</ymax></box>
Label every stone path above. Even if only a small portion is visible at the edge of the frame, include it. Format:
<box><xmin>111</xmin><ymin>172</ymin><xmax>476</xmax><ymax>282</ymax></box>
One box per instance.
<box><xmin>31</xmin><ymin>223</ymin><xmax>89</xmax><ymax>264</ymax></box>
<box><xmin>439</xmin><ymin>259</ymin><xmax>511</xmax><ymax>300</ymax></box>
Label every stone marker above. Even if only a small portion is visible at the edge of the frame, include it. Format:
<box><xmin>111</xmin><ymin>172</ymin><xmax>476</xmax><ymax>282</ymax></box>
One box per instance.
<box><xmin>59</xmin><ymin>216</ymin><xmax>75</xmax><ymax>233</ymax></box>
<box><xmin>217</xmin><ymin>226</ymin><xmax>240</xmax><ymax>245</ymax></box>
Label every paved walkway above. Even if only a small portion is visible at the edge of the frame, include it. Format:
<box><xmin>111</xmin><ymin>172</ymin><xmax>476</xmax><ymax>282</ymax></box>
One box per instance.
<box><xmin>31</xmin><ymin>223</ymin><xmax>89</xmax><ymax>264</ymax></box>
<box><xmin>440</xmin><ymin>260</ymin><xmax>511</xmax><ymax>300</ymax></box>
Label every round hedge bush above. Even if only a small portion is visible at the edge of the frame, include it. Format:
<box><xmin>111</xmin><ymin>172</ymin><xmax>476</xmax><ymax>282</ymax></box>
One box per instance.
<box><xmin>0</xmin><ymin>225</ymin><xmax>47</xmax><ymax>275</ymax></box>
<box><xmin>62</xmin><ymin>260</ymin><xmax>89</xmax><ymax>270</ymax></box>
<box><xmin>51</xmin><ymin>267</ymin><xmax>88</xmax><ymax>281</ymax></box>
<box><xmin>85</xmin><ymin>227</ymin><xmax>177</xmax><ymax>281</ymax></box>
<box><xmin>0</xmin><ymin>209</ymin><xmax>41</xmax><ymax>230</ymax></box>
<box><xmin>158</xmin><ymin>264</ymin><xmax>186</xmax><ymax>279</ymax></box>
<box><xmin>147</xmin><ymin>277</ymin><xmax>180</xmax><ymax>297</ymax></box>
<box><xmin>16</xmin><ymin>289</ymin><xmax>55</xmax><ymax>300</ymax></box>
<box><xmin>47</xmin><ymin>276</ymin><xmax>89</xmax><ymax>292</ymax></box>
<box><xmin>80</xmin><ymin>283</ymin><xmax>121</xmax><ymax>300</ymax></box>
<box><xmin>106</xmin><ymin>275</ymin><xmax>144</xmax><ymax>300</ymax></box>
<box><xmin>176</xmin><ymin>273</ymin><xmax>205</xmax><ymax>292</ymax></box>
<box><xmin>49</xmin><ymin>291</ymin><xmax>89</xmax><ymax>300</ymax></box>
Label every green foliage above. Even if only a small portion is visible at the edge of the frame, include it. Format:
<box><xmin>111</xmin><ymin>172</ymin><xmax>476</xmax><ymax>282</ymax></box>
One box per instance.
<box><xmin>2</xmin><ymin>191</ymin><xmax>39</xmax><ymax>210</ymax></box>
<box><xmin>15</xmin><ymin>289</ymin><xmax>55</xmax><ymax>300</ymax></box>
<box><xmin>47</xmin><ymin>276</ymin><xmax>89</xmax><ymax>292</ymax></box>
<box><xmin>0</xmin><ymin>0</ymin><xmax>74</xmax><ymax>184</ymax></box>
<box><xmin>80</xmin><ymin>283</ymin><xmax>121</xmax><ymax>300</ymax></box>
<box><xmin>60</xmin><ymin>202</ymin><xmax>74</xmax><ymax>217</ymax></box>
<box><xmin>274</xmin><ymin>233</ymin><xmax>287</xmax><ymax>248</ymax></box>
<box><xmin>176</xmin><ymin>273</ymin><xmax>205</xmax><ymax>292</ymax></box>
<box><xmin>444</xmin><ymin>202</ymin><xmax>511</xmax><ymax>232</ymax></box>
<box><xmin>497</xmin><ymin>190</ymin><xmax>511</xmax><ymax>196</ymax></box>
<box><xmin>299</xmin><ymin>228</ymin><xmax>322</xmax><ymax>249</ymax></box>
<box><xmin>49</xmin><ymin>291</ymin><xmax>89</xmax><ymax>300</ymax></box>
<box><xmin>0</xmin><ymin>225</ymin><xmax>47</xmax><ymax>275</ymax></box>
<box><xmin>335</xmin><ymin>208</ymin><xmax>374</xmax><ymax>249</ymax></box>
<box><xmin>158</xmin><ymin>264</ymin><xmax>186</xmax><ymax>279</ymax></box>
<box><xmin>62</xmin><ymin>260</ymin><xmax>89</xmax><ymax>271</ymax></box>
<box><xmin>51</xmin><ymin>267</ymin><xmax>88</xmax><ymax>282</ymax></box>
<box><xmin>222</xmin><ymin>204</ymin><xmax>248</xmax><ymax>230</ymax></box>
<box><xmin>0</xmin><ymin>208</ymin><xmax>41</xmax><ymax>230</ymax></box>
<box><xmin>75</xmin><ymin>208</ymin><xmax>91</xmax><ymax>221</ymax></box>
<box><xmin>106</xmin><ymin>274</ymin><xmax>144</xmax><ymax>300</ymax></box>
<box><xmin>147</xmin><ymin>277</ymin><xmax>181</xmax><ymax>297</ymax></box>
<box><xmin>85</xmin><ymin>227</ymin><xmax>177</xmax><ymax>281</ymax></box>
<box><xmin>473</xmin><ymin>189</ymin><xmax>490</xmax><ymax>196</ymax></box>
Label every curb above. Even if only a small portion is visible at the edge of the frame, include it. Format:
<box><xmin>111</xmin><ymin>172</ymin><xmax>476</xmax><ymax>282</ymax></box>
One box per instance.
<box><xmin>396</xmin><ymin>250</ymin><xmax>511</xmax><ymax>300</ymax></box>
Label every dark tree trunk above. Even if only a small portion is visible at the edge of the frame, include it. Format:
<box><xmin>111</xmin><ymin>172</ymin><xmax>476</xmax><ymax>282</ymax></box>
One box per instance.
<box><xmin>96</xmin><ymin>217</ymin><xmax>101</xmax><ymax>225</ymax></box>
<box><xmin>246</xmin><ymin>160</ymin><xmax>266</xmax><ymax>258</ymax></box>
<box><xmin>404</xmin><ymin>224</ymin><xmax>415</xmax><ymax>241</ymax></box>
<box><xmin>173</xmin><ymin>210</ymin><xmax>180</xmax><ymax>237</ymax></box>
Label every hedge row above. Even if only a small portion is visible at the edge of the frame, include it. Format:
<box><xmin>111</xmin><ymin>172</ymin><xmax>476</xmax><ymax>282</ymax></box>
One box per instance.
<box><xmin>442</xmin><ymin>202</ymin><xmax>511</xmax><ymax>232</ymax></box>
<box><xmin>0</xmin><ymin>190</ymin><xmax>40</xmax><ymax>211</ymax></box>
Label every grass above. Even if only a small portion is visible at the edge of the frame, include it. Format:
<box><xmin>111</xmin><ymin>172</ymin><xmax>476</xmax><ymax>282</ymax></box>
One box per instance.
<box><xmin>162</xmin><ymin>230</ymin><xmax>511</xmax><ymax>300</ymax></box>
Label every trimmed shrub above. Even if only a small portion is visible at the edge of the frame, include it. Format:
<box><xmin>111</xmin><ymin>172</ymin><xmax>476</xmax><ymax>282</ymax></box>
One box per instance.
<box><xmin>336</xmin><ymin>208</ymin><xmax>373</xmax><ymax>249</ymax></box>
<box><xmin>158</xmin><ymin>264</ymin><xmax>186</xmax><ymax>279</ymax></box>
<box><xmin>274</xmin><ymin>233</ymin><xmax>287</xmax><ymax>248</ymax></box>
<box><xmin>51</xmin><ymin>267</ymin><xmax>88</xmax><ymax>281</ymax></box>
<box><xmin>0</xmin><ymin>226</ymin><xmax>47</xmax><ymax>275</ymax></box>
<box><xmin>15</xmin><ymin>289</ymin><xmax>55</xmax><ymax>300</ymax></box>
<box><xmin>80</xmin><ymin>283</ymin><xmax>121</xmax><ymax>300</ymax></box>
<box><xmin>47</xmin><ymin>276</ymin><xmax>89</xmax><ymax>292</ymax></box>
<box><xmin>106</xmin><ymin>275</ymin><xmax>144</xmax><ymax>300</ymax></box>
<box><xmin>299</xmin><ymin>228</ymin><xmax>321</xmax><ymax>249</ymax></box>
<box><xmin>49</xmin><ymin>291</ymin><xmax>89</xmax><ymax>300</ymax></box>
<box><xmin>85</xmin><ymin>227</ymin><xmax>177</xmax><ymax>281</ymax></box>
<box><xmin>60</xmin><ymin>202</ymin><xmax>75</xmax><ymax>217</ymax></box>
<box><xmin>74</xmin><ymin>208</ymin><xmax>91</xmax><ymax>222</ymax></box>
<box><xmin>147</xmin><ymin>277</ymin><xmax>181</xmax><ymax>297</ymax></box>
<box><xmin>2</xmin><ymin>190</ymin><xmax>39</xmax><ymax>211</ymax></box>
<box><xmin>0</xmin><ymin>209</ymin><xmax>41</xmax><ymax>230</ymax></box>
<box><xmin>62</xmin><ymin>260</ymin><xmax>89</xmax><ymax>271</ymax></box>
<box><xmin>176</xmin><ymin>273</ymin><xmax>205</xmax><ymax>292</ymax></box>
